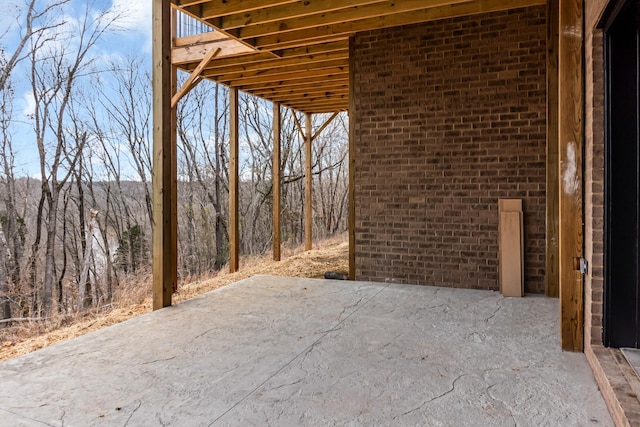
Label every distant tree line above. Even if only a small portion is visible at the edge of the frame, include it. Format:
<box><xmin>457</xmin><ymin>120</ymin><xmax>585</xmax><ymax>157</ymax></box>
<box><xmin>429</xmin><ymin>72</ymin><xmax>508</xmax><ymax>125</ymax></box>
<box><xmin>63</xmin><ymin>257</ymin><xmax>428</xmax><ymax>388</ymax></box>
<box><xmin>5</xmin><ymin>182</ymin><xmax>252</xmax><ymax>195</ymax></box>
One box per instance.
<box><xmin>0</xmin><ymin>1</ymin><xmax>348</xmax><ymax>321</ymax></box>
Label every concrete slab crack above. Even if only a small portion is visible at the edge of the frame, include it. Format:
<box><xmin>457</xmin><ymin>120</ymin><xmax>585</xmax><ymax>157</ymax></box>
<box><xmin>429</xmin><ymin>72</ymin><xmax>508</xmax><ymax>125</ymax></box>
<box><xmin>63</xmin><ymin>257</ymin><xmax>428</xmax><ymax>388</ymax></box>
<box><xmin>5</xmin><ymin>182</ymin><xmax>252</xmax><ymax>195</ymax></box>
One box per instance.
<box><xmin>484</xmin><ymin>299</ymin><xmax>504</xmax><ymax>323</ymax></box>
<box><xmin>123</xmin><ymin>400</ymin><xmax>142</xmax><ymax>426</ymax></box>
<box><xmin>0</xmin><ymin>407</ymin><xmax>54</xmax><ymax>426</ymax></box>
<box><xmin>141</xmin><ymin>356</ymin><xmax>176</xmax><ymax>365</ymax></box>
<box><xmin>393</xmin><ymin>374</ymin><xmax>467</xmax><ymax>420</ymax></box>
<box><xmin>338</xmin><ymin>297</ymin><xmax>363</xmax><ymax>320</ymax></box>
<box><xmin>208</xmin><ymin>283</ymin><xmax>391</xmax><ymax>426</ymax></box>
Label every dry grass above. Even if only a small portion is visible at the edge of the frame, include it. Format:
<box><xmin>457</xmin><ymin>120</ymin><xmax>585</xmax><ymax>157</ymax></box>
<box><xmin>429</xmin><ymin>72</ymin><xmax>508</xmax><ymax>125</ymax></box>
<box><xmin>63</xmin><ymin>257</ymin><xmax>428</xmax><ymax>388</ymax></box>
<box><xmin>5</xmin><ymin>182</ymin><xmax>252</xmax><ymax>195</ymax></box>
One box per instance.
<box><xmin>0</xmin><ymin>235</ymin><xmax>348</xmax><ymax>363</ymax></box>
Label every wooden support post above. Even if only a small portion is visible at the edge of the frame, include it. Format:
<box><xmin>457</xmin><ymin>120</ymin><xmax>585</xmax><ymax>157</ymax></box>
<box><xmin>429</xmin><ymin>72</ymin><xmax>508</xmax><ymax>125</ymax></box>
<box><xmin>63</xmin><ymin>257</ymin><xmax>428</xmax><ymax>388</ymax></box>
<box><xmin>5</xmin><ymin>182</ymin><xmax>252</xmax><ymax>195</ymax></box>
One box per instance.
<box><xmin>305</xmin><ymin>112</ymin><xmax>313</xmax><ymax>251</ymax></box>
<box><xmin>546</xmin><ymin>0</ymin><xmax>560</xmax><ymax>298</ymax></box>
<box><xmin>348</xmin><ymin>37</ymin><xmax>356</xmax><ymax>280</ymax></box>
<box><xmin>152</xmin><ymin>0</ymin><xmax>176</xmax><ymax>310</ymax></box>
<box><xmin>558</xmin><ymin>0</ymin><xmax>584</xmax><ymax>351</ymax></box>
<box><xmin>273</xmin><ymin>102</ymin><xmax>281</xmax><ymax>261</ymax></box>
<box><xmin>229</xmin><ymin>87</ymin><xmax>240</xmax><ymax>273</ymax></box>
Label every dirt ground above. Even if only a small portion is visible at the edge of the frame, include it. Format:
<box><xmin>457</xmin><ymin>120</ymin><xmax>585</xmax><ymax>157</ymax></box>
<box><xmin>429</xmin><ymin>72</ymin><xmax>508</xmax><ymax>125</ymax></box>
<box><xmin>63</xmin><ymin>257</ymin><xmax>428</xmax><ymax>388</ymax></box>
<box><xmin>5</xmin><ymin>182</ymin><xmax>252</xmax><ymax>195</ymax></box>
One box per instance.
<box><xmin>0</xmin><ymin>237</ymin><xmax>348</xmax><ymax>363</ymax></box>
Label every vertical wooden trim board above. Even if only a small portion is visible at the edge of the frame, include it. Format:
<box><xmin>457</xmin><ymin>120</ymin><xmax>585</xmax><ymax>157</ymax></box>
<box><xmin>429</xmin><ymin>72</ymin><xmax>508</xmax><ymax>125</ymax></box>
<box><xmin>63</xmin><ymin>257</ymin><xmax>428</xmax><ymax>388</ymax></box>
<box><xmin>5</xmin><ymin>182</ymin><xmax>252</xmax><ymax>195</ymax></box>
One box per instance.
<box><xmin>546</xmin><ymin>0</ymin><xmax>560</xmax><ymax>298</ymax></box>
<box><xmin>305</xmin><ymin>112</ymin><xmax>313</xmax><ymax>251</ymax></box>
<box><xmin>558</xmin><ymin>0</ymin><xmax>584</xmax><ymax>351</ymax></box>
<box><xmin>152</xmin><ymin>0</ymin><xmax>175</xmax><ymax>310</ymax></box>
<box><xmin>348</xmin><ymin>37</ymin><xmax>356</xmax><ymax>280</ymax></box>
<box><xmin>499</xmin><ymin>199</ymin><xmax>525</xmax><ymax>297</ymax></box>
<box><xmin>273</xmin><ymin>103</ymin><xmax>281</xmax><ymax>261</ymax></box>
<box><xmin>229</xmin><ymin>88</ymin><xmax>240</xmax><ymax>273</ymax></box>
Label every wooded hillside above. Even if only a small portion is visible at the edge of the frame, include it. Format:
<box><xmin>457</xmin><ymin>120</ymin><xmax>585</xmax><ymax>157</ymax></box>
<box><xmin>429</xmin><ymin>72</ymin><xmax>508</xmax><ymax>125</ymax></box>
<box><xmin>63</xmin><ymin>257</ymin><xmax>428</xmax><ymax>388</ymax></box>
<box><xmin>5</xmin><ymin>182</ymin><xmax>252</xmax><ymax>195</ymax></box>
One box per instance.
<box><xmin>0</xmin><ymin>1</ymin><xmax>348</xmax><ymax>322</ymax></box>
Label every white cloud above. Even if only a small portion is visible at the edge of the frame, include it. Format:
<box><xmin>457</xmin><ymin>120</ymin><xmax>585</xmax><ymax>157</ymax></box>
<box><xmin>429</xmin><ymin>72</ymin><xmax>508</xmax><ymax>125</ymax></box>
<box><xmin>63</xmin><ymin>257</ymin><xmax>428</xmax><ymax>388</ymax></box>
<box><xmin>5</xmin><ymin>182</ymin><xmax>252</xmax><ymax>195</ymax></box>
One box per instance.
<box><xmin>104</xmin><ymin>0</ymin><xmax>152</xmax><ymax>52</ymax></box>
<box><xmin>109</xmin><ymin>0</ymin><xmax>151</xmax><ymax>34</ymax></box>
<box><xmin>22</xmin><ymin>91</ymin><xmax>36</xmax><ymax>118</ymax></box>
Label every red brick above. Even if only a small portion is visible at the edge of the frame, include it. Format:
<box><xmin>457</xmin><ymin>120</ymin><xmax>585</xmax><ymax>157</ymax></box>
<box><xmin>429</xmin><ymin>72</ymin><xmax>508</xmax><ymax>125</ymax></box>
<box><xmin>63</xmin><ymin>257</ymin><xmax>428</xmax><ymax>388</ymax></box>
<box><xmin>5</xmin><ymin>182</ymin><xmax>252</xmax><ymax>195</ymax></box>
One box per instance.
<box><xmin>352</xmin><ymin>6</ymin><xmax>546</xmax><ymax>292</ymax></box>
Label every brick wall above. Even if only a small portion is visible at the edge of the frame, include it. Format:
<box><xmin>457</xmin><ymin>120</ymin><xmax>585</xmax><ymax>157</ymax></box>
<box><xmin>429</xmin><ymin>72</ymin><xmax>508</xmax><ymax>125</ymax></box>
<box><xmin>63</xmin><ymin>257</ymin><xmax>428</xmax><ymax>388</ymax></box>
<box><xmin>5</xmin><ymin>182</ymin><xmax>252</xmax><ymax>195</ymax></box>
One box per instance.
<box><xmin>585</xmin><ymin>0</ymin><xmax>606</xmax><ymax>346</ymax></box>
<box><xmin>352</xmin><ymin>6</ymin><xmax>547</xmax><ymax>292</ymax></box>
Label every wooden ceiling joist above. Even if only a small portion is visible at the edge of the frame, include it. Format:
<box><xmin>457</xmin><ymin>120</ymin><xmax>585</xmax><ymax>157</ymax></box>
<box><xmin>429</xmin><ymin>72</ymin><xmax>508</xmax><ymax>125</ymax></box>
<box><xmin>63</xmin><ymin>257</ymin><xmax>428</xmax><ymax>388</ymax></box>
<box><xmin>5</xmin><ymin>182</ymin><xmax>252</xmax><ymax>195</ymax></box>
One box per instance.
<box><xmin>199</xmin><ymin>51</ymin><xmax>348</xmax><ymax>78</ymax></box>
<box><xmin>180</xmin><ymin>0</ymin><xmax>298</xmax><ymax>20</ymax></box>
<box><xmin>249</xmin><ymin>82</ymin><xmax>349</xmax><ymax>99</ymax></box>
<box><xmin>237</xmin><ymin>75</ymin><xmax>348</xmax><ymax>92</ymax></box>
<box><xmin>170</xmin><ymin>0</ymin><xmax>547</xmax><ymax>113</ymax></box>
<box><xmin>225</xmin><ymin>0</ymin><xmax>468</xmax><ymax>39</ymax></box>
<box><xmin>249</xmin><ymin>0</ymin><xmax>545</xmax><ymax>49</ymax></box>
<box><xmin>204</xmin><ymin>58</ymin><xmax>347</xmax><ymax>82</ymax></box>
<box><xmin>208</xmin><ymin>0</ymin><xmax>388</xmax><ymax>29</ymax></box>
<box><xmin>215</xmin><ymin>66</ymin><xmax>347</xmax><ymax>87</ymax></box>
<box><xmin>265</xmin><ymin>89</ymin><xmax>349</xmax><ymax>104</ymax></box>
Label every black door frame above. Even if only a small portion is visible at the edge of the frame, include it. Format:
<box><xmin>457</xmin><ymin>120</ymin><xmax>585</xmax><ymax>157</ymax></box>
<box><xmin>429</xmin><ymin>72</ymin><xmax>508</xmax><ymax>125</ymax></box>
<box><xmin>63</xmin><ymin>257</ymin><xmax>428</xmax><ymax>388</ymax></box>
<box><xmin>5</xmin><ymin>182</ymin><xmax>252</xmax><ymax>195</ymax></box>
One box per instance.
<box><xmin>602</xmin><ymin>0</ymin><xmax>640</xmax><ymax>347</ymax></box>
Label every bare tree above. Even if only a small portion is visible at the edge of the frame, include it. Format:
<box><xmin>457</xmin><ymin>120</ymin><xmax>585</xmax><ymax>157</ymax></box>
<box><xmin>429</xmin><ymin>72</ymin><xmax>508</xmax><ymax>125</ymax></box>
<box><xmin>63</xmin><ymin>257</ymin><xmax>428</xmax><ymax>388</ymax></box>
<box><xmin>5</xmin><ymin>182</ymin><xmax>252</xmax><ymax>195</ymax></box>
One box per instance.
<box><xmin>0</xmin><ymin>0</ymin><xmax>69</xmax><ymax>92</ymax></box>
<box><xmin>176</xmin><ymin>79</ymin><xmax>230</xmax><ymax>274</ymax></box>
<box><xmin>0</xmin><ymin>0</ymin><xmax>69</xmax><ymax>319</ymax></box>
<box><xmin>28</xmin><ymin>2</ymin><xmax>118</xmax><ymax>316</ymax></box>
<box><xmin>99</xmin><ymin>55</ymin><xmax>153</xmax><ymax>225</ymax></box>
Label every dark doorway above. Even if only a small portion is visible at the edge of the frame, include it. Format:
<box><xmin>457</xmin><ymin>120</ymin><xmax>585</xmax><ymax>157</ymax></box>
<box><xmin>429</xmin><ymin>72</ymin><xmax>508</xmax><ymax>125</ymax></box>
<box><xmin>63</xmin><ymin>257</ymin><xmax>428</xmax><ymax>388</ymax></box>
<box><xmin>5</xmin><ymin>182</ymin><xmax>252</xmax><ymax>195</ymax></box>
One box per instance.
<box><xmin>604</xmin><ymin>0</ymin><xmax>640</xmax><ymax>348</ymax></box>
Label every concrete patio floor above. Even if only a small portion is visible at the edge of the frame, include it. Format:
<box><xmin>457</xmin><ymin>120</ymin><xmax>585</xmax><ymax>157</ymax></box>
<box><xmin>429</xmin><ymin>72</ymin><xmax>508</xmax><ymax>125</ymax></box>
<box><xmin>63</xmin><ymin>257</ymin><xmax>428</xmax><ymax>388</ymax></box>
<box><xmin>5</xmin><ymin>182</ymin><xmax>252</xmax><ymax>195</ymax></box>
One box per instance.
<box><xmin>0</xmin><ymin>275</ymin><xmax>612</xmax><ymax>426</ymax></box>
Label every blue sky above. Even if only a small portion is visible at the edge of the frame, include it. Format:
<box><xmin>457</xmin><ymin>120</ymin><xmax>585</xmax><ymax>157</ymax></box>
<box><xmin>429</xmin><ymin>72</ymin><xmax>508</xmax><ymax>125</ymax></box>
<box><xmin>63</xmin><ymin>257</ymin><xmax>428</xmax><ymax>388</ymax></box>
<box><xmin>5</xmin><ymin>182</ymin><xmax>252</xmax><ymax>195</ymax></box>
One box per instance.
<box><xmin>2</xmin><ymin>0</ymin><xmax>152</xmax><ymax>177</ymax></box>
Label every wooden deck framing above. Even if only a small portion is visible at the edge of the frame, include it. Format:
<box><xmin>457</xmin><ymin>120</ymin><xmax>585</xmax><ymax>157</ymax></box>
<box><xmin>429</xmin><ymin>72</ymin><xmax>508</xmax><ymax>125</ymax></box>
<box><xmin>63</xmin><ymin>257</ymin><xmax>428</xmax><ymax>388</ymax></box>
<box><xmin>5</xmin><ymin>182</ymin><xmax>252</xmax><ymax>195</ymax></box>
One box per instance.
<box><xmin>229</xmin><ymin>87</ymin><xmax>240</xmax><ymax>273</ymax></box>
<box><xmin>546</xmin><ymin>0</ymin><xmax>560</xmax><ymax>299</ymax></box>
<box><xmin>558</xmin><ymin>0</ymin><xmax>584</xmax><ymax>351</ymax></box>
<box><xmin>152</xmin><ymin>0</ymin><xmax>176</xmax><ymax>310</ymax></box>
<box><xmin>273</xmin><ymin>103</ymin><xmax>282</xmax><ymax>261</ymax></box>
<box><xmin>152</xmin><ymin>0</ymin><xmax>586</xmax><ymax>352</ymax></box>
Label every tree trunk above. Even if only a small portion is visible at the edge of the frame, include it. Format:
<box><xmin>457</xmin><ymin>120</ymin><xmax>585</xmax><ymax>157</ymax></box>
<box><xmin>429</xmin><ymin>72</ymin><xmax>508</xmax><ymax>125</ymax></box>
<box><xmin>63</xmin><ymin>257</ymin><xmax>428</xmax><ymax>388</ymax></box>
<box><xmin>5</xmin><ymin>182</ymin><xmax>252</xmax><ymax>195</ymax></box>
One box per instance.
<box><xmin>78</xmin><ymin>209</ymin><xmax>97</xmax><ymax>311</ymax></box>
<box><xmin>42</xmin><ymin>189</ymin><xmax>59</xmax><ymax>316</ymax></box>
<box><xmin>0</xmin><ymin>231</ymin><xmax>11</xmax><ymax>322</ymax></box>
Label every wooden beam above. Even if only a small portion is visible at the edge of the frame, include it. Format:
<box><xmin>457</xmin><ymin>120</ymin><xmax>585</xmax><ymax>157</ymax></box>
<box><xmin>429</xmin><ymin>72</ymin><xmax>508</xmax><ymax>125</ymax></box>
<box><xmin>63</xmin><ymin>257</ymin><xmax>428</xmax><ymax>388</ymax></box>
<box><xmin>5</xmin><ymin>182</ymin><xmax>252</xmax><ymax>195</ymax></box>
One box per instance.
<box><xmin>286</xmin><ymin>98</ymin><xmax>348</xmax><ymax>111</ymax></box>
<box><xmin>249</xmin><ymin>82</ymin><xmax>349</xmax><ymax>99</ymax></box>
<box><xmin>219</xmin><ymin>67</ymin><xmax>349</xmax><ymax>88</ymax></box>
<box><xmin>172</xmin><ymin>40</ymin><xmax>254</xmax><ymax>64</ymax></box>
<box><xmin>237</xmin><ymin>74</ymin><xmax>348</xmax><ymax>93</ymax></box>
<box><xmin>174</xmin><ymin>30</ymin><xmax>230</xmax><ymax>47</ymax></box>
<box><xmin>251</xmin><ymin>34</ymin><xmax>351</xmax><ymax>52</ymax></box>
<box><xmin>175</xmin><ymin>40</ymin><xmax>347</xmax><ymax>75</ymax></box>
<box><xmin>152</xmin><ymin>0</ymin><xmax>176</xmax><ymax>310</ymax></box>
<box><xmin>546</xmin><ymin>0</ymin><xmax>559</xmax><ymax>298</ymax></box>
<box><xmin>171</xmin><ymin>47</ymin><xmax>221</xmax><ymax>108</ymax></box>
<box><xmin>229</xmin><ymin>0</ymin><xmax>469</xmax><ymax>39</ymax></box>
<box><xmin>305</xmin><ymin>112</ymin><xmax>313</xmax><ymax>251</ymax></box>
<box><xmin>207</xmin><ymin>58</ymin><xmax>347</xmax><ymax>83</ymax></box>
<box><xmin>271</xmin><ymin>40</ymin><xmax>349</xmax><ymax>58</ymax></box>
<box><xmin>176</xmin><ymin>51</ymin><xmax>272</xmax><ymax>69</ymax></box>
<box><xmin>229</xmin><ymin>87</ymin><xmax>240</xmax><ymax>273</ymax></box>
<box><xmin>558</xmin><ymin>0</ymin><xmax>583</xmax><ymax>351</ymax></box>
<box><xmin>170</xmin><ymin>64</ymin><xmax>178</xmax><ymax>293</ymax></box>
<box><xmin>348</xmin><ymin>37</ymin><xmax>356</xmax><ymax>281</ymax></box>
<box><xmin>265</xmin><ymin>90</ymin><xmax>349</xmax><ymax>104</ymax></box>
<box><xmin>182</xmin><ymin>0</ymin><xmax>298</xmax><ymax>20</ymax></box>
<box><xmin>273</xmin><ymin>102</ymin><xmax>281</xmax><ymax>261</ymax></box>
<box><xmin>248</xmin><ymin>0</ymin><xmax>546</xmax><ymax>49</ymax></box>
<box><xmin>311</xmin><ymin>111</ymin><xmax>340</xmax><ymax>141</ymax></box>
<box><xmin>200</xmin><ymin>51</ymin><xmax>348</xmax><ymax>78</ymax></box>
<box><xmin>291</xmin><ymin>109</ymin><xmax>304</xmax><ymax>139</ymax></box>
<box><xmin>172</xmin><ymin>0</ymin><xmax>208</xmax><ymax>7</ymax></box>
<box><xmin>209</xmin><ymin>0</ymin><xmax>386</xmax><ymax>29</ymax></box>
<box><xmin>302</xmin><ymin>106</ymin><xmax>346</xmax><ymax>114</ymax></box>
